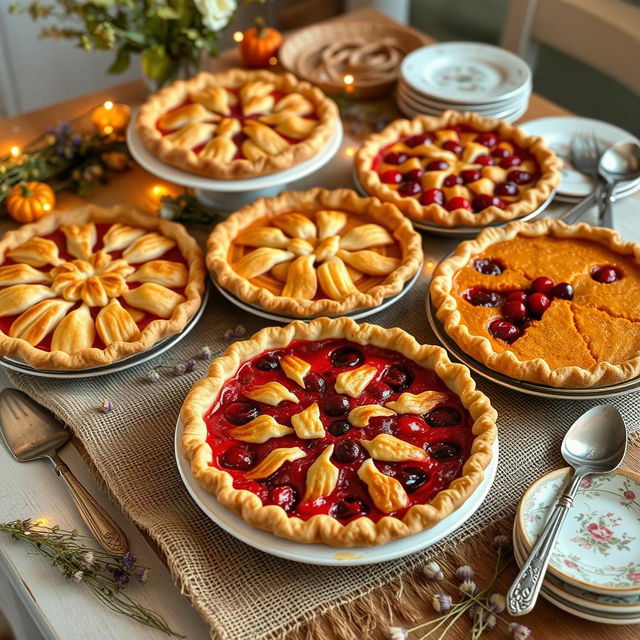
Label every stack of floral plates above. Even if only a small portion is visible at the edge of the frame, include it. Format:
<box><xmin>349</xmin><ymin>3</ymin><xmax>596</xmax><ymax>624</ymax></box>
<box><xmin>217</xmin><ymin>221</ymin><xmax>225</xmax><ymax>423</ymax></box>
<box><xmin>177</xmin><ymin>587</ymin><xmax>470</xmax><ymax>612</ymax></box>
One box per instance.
<box><xmin>513</xmin><ymin>467</ymin><xmax>640</xmax><ymax>624</ymax></box>
<box><xmin>396</xmin><ymin>42</ymin><xmax>531</xmax><ymax>122</ymax></box>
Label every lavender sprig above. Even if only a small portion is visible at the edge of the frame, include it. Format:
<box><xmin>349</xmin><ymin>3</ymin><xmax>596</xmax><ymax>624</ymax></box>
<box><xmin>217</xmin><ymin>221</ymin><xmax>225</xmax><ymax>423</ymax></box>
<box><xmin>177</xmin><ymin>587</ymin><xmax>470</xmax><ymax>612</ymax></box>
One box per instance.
<box><xmin>0</xmin><ymin>519</ymin><xmax>182</xmax><ymax>637</ymax></box>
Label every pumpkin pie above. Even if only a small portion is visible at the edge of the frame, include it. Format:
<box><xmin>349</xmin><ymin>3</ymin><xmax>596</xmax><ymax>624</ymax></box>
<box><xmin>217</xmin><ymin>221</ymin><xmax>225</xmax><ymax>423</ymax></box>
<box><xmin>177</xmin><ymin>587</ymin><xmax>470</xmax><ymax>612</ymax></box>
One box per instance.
<box><xmin>180</xmin><ymin>317</ymin><xmax>497</xmax><ymax>546</ymax></box>
<box><xmin>136</xmin><ymin>68</ymin><xmax>339</xmax><ymax>179</ymax></box>
<box><xmin>355</xmin><ymin>110</ymin><xmax>561</xmax><ymax>227</ymax></box>
<box><xmin>430</xmin><ymin>218</ymin><xmax>640</xmax><ymax>387</ymax></box>
<box><xmin>0</xmin><ymin>205</ymin><xmax>206</xmax><ymax>370</ymax></box>
<box><xmin>207</xmin><ymin>188</ymin><xmax>423</xmax><ymax>317</ymax></box>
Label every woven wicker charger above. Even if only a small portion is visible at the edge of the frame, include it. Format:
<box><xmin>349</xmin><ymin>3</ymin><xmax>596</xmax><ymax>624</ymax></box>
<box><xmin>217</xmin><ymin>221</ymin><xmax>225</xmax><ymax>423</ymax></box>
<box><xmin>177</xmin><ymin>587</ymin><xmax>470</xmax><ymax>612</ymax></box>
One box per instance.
<box><xmin>280</xmin><ymin>21</ymin><xmax>428</xmax><ymax>98</ymax></box>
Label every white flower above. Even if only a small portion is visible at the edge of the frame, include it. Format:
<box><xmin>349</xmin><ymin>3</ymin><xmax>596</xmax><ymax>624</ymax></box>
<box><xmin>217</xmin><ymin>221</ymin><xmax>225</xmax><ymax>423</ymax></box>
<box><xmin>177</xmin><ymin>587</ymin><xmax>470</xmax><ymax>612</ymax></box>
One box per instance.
<box><xmin>72</xmin><ymin>571</ymin><xmax>84</xmax><ymax>583</ymax></box>
<box><xmin>194</xmin><ymin>0</ymin><xmax>237</xmax><ymax>32</ymax></box>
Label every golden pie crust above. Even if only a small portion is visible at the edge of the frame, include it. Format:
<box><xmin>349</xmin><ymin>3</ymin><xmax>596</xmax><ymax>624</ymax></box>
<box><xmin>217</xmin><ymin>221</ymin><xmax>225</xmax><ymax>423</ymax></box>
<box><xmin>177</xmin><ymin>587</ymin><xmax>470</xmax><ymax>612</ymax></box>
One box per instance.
<box><xmin>179</xmin><ymin>317</ymin><xmax>497</xmax><ymax>546</ymax></box>
<box><xmin>430</xmin><ymin>218</ymin><xmax>640</xmax><ymax>387</ymax></box>
<box><xmin>355</xmin><ymin>110</ymin><xmax>561</xmax><ymax>227</ymax></box>
<box><xmin>207</xmin><ymin>188</ymin><xmax>424</xmax><ymax>317</ymax></box>
<box><xmin>0</xmin><ymin>205</ymin><xmax>206</xmax><ymax>370</ymax></box>
<box><xmin>136</xmin><ymin>68</ymin><xmax>338</xmax><ymax>179</ymax></box>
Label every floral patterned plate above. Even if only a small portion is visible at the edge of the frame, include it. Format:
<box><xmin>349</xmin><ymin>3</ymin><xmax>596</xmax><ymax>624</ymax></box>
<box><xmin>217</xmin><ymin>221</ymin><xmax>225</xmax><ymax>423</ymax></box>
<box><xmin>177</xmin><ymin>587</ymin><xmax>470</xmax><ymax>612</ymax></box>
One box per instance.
<box><xmin>513</xmin><ymin>523</ymin><xmax>640</xmax><ymax>614</ymax></box>
<box><xmin>517</xmin><ymin>467</ymin><xmax>640</xmax><ymax>595</ymax></box>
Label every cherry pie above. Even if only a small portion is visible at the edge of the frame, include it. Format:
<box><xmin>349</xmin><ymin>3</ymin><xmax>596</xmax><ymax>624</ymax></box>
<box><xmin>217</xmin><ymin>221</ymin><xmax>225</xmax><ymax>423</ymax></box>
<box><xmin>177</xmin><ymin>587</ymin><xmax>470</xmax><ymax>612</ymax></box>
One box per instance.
<box><xmin>430</xmin><ymin>218</ymin><xmax>640</xmax><ymax>387</ymax></box>
<box><xmin>207</xmin><ymin>188</ymin><xmax>423</xmax><ymax>317</ymax></box>
<box><xmin>0</xmin><ymin>205</ymin><xmax>206</xmax><ymax>370</ymax></box>
<box><xmin>355</xmin><ymin>111</ymin><xmax>561</xmax><ymax>227</ymax></box>
<box><xmin>180</xmin><ymin>317</ymin><xmax>496</xmax><ymax>546</ymax></box>
<box><xmin>136</xmin><ymin>68</ymin><xmax>338</xmax><ymax>179</ymax></box>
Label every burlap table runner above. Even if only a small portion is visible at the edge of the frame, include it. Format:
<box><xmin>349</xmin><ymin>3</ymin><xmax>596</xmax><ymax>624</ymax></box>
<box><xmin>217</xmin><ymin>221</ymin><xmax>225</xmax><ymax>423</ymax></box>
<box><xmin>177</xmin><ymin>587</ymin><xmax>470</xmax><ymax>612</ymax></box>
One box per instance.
<box><xmin>6</xmin><ymin>225</ymin><xmax>640</xmax><ymax>639</ymax></box>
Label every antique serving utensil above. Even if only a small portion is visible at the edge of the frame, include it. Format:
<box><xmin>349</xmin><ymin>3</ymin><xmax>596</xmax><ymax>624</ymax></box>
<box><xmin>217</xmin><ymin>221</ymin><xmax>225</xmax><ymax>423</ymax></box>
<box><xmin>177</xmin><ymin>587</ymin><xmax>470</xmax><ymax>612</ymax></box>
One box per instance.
<box><xmin>598</xmin><ymin>140</ymin><xmax>640</xmax><ymax>227</ymax></box>
<box><xmin>0</xmin><ymin>388</ymin><xmax>128</xmax><ymax>555</ymax></box>
<box><xmin>507</xmin><ymin>405</ymin><xmax>627</xmax><ymax>616</ymax></box>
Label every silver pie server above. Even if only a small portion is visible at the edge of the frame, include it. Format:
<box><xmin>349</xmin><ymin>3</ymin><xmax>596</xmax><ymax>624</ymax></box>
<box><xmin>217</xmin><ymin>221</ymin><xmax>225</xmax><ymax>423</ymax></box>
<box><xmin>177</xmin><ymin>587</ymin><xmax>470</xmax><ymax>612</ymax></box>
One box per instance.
<box><xmin>506</xmin><ymin>405</ymin><xmax>627</xmax><ymax>616</ymax></box>
<box><xmin>0</xmin><ymin>388</ymin><xmax>129</xmax><ymax>555</ymax></box>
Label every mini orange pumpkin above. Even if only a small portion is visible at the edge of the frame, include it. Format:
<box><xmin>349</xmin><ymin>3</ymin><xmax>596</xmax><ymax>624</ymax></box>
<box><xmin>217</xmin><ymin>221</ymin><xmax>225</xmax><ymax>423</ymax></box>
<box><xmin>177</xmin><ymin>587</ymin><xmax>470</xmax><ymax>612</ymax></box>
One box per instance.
<box><xmin>240</xmin><ymin>17</ymin><xmax>282</xmax><ymax>69</ymax></box>
<box><xmin>6</xmin><ymin>181</ymin><xmax>56</xmax><ymax>223</ymax></box>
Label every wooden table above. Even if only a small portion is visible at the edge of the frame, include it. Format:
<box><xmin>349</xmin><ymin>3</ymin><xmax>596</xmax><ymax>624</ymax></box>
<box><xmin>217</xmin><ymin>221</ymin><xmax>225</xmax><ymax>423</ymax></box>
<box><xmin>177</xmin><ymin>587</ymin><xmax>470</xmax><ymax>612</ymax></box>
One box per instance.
<box><xmin>0</xmin><ymin>8</ymin><xmax>639</xmax><ymax>640</ymax></box>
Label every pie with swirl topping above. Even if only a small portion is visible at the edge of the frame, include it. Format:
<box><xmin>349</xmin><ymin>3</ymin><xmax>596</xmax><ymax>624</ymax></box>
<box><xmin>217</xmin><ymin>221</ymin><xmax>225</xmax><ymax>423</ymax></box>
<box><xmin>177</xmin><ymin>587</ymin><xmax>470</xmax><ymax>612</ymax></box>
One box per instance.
<box><xmin>180</xmin><ymin>317</ymin><xmax>496</xmax><ymax>546</ymax></box>
<box><xmin>430</xmin><ymin>218</ymin><xmax>640</xmax><ymax>387</ymax></box>
<box><xmin>207</xmin><ymin>188</ymin><xmax>423</xmax><ymax>317</ymax></box>
<box><xmin>136</xmin><ymin>68</ymin><xmax>338</xmax><ymax>179</ymax></box>
<box><xmin>0</xmin><ymin>205</ymin><xmax>206</xmax><ymax>370</ymax></box>
<box><xmin>355</xmin><ymin>111</ymin><xmax>561</xmax><ymax>227</ymax></box>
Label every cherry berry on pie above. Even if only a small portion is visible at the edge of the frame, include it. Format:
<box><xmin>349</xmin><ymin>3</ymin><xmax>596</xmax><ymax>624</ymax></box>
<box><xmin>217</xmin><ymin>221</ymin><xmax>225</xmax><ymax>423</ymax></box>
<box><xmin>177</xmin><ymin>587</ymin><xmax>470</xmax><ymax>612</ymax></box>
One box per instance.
<box><xmin>180</xmin><ymin>317</ymin><xmax>496</xmax><ymax>546</ymax></box>
<box><xmin>0</xmin><ymin>205</ymin><xmax>205</xmax><ymax>370</ymax></box>
<box><xmin>355</xmin><ymin>111</ymin><xmax>561</xmax><ymax>227</ymax></box>
<box><xmin>430</xmin><ymin>218</ymin><xmax>640</xmax><ymax>387</ymax></box>
<box><xmin>136</xmin><ymin>68</ymin><xmax>338</xmax><ymax>179</ymax></box>
<box><xmin>207</xmin><ymin>188</ymin><xmax>423</xmax><ymax>318</ymax></box>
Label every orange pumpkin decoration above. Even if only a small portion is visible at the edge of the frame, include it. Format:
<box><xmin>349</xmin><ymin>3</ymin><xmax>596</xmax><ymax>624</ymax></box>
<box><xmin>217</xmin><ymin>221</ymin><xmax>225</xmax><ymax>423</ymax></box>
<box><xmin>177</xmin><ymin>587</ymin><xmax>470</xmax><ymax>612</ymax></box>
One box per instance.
<box><xmin>240</xmin><ymin>17</ymin><xmax>282</xmax><ymax>69</ymax></box>
<box><xmin>6</xmin><ymin>182</ymin><xmax>56</xmax><ymax>223</ymax></box>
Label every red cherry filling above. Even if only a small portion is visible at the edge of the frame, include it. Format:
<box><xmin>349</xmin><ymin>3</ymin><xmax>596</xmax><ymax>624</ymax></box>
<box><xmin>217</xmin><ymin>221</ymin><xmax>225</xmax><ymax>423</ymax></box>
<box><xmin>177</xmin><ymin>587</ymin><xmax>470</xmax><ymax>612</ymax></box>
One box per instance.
<box><xmin>367</xmin><ymin>382</ymin><xmax>393</xmax><ymax>401</ymax></box>
<box><xmin>502</xmin><ymin>300</ymin><xmax>527</xmax><ymax>323</ymax></box>
<box><xmin>460</xmin><ymin>169</ymin><xmax>481</xmax><ymax>183</ymax></box>
<box><xmin>489</xmin><ymin>319</ymin><xmax>520</xmax><ymax>344</ymax></box>
<box><xmin>552</xmin><ymin>282</ymin><xmax>574</xmax><ymax>300</ymax></box>
<box><xmin>384</xmin><ymin>151</ymin><xmax>408</xmax><ymax>165</ymax></box>
<box><xmin>333</xmin><ymin>439</ymin><xmax>365</xmax><ymax>463</ymax></box>
<box><xmin>446</xmin><ymin>197</ymin><xmax>471</xmax><ymax>211</ymax></box>
<box><xmin>425</xmin><ymin>407</ymin><xmax>462</xmax><ymax>427</ymax></box>
<box><xmin>527</xmin><ymin>292</ymin><xmax>550</xmax><ymax>317</ymax></box>
<box><xmin>444</xmin><ymin>174</ymin><xmax>463</xmax><ymax>187</ymax></box>
<box><xmin>405</xmin><ymin>133</ymin><xmax>433</xmax><ymax>147</ymax></box>
<box><xmin>508</xmin><ymin>170</ymin><xmax>533</xmax><ymax>185</ymax></box>
<box><xmin>221</xmin><ymin>445</ymin><xmax>257</xmax><ymax>470</ymax></box>
<box><xmin>322</xmin><ymin>394</ymin><xmax>351</xmax><ymax>416</ymax></box>
<box><xmin>420</xmin><ymin>188</ymin><xmax>445</xmax><ymax>205</ymax></box>
<box><xmin>474</xmin><ymin>258</ymin><xmax>504</xmax><ymax>275</ymax></box>
<box><xmin>465</xmin><ymin>287</ymin><xmax>503</xmax><ymax>307</ymax></box>
<box><xmin>334</xmin><ymin>496</ymin><xmax>369</xmax><ymax>520</ymax></box>
<box><xmin>531</xmin><ymin>276</ymin><xmax>555</xmax><ymax>294</ymax></box>
<box><xmin>500</xmin><ymin>155</ymin><xmax>522</xmax><ymax>169</ymax></box>
<box><xmin>473</xmin><ymin>194</ymin><xmax>505</xmax><ymax>212</ymax></box>
<box><xmin>506</xmin><ymin>290</ymin><xmax>527</xmax><ymax>302</ymax></box>
<box><xmin>381</xmin><ymin>170</ymin><xmax>402</xmax><ymax>184</ymax></box>
<box><xmin>591</xmin><ymin>265</ymin><xmax>623</xmax><ymax>283</ymax></box>
<box><xmin>442</xmin><ymin>140</ymin><xmax>463</xmax><ymax>155</ymax></box>
<box><xmin>491</xmin><ymin>147</ymin><xmax>511</xmax><ymax>159</ymax></box>
<box><xmin>476</xmin><ymin>132</ymin><xmax>498</xmax><ymax>147</ymax></box>
<box><xmin>400</xmin><ymin>467</ymin><xmax>429</xmax><ymax>493</ymax></box>
<box><xmin>475</xmin><ymin>154</ymin><xmax>494</xmax><ymax>166</ymax></box>
<box><xmin>429</xmin><ymin>442</ymin><xmax>462</xmax><ymax>460</ymax></box>
<box><xmin>383</xmin><ymin>365</ymin><xmax>414</xmax><ymax>391</ymax></box>
<box><xmin>225</xmin><ymin>402</ymin><xmax>260</xmax><ymax>425</ymax></box>
<box><xmin>399</xmin><ymin>181</ymin><xmax>422</xmax><ymax>197</ymax></box>
<box><xmin>267</xmin><ymin>485</ymin><xmax>298</xmax><ymax>512</ymax></box>
<box><xmin>426</xmin><ymin>160</ymin><xmax>449</xmax><ymax>172</ymax></box>
<box><xmin>328</xmin><ymin>419</ymin><xmax>351</xmax><ymax>436</ymax></box>
<box><xmin>255</xmin><ymin>354</ymin><xmax>280</xmax><ymax>371</ymax></box>
<box><xmin>330</xmin><ymin>346</ymin><xmax>364</xmax><ymax>367</ymax></box>
<box><xmin>304</xmin><ymin>372</ymin><xmax>327</xmax><ymax>392</ymax></box>
<box><xmin>404</xmin><ymin>168</ymin><xmax>424</xmax><ymax>182</ymax></box>
<box><xmin>495</xmin><ymin>181</ymin><xmax>518</xmax><ymax>197</ymax></box>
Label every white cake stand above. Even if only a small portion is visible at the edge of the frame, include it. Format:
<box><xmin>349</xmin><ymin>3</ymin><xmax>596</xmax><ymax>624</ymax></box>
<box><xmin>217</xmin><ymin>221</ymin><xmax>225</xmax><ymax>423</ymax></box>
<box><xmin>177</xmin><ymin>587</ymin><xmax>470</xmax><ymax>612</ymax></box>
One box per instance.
<box><xmin>127</xmin><ymin>120</ymin><xmax>344</xmax><ymax>212</ymax></box>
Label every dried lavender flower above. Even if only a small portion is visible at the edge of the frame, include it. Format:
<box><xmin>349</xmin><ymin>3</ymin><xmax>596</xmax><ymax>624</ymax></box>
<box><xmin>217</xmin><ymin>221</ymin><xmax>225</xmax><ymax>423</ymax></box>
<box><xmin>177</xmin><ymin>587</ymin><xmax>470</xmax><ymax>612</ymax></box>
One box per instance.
<box><xmin>431</xmin><ymin>592</ymin><xmax>452</xmax><ymax>613</ymax></box>
<box><xmin>100</xmin><ymin>400</ymin><xmax>113</xmax><ymax>413</ymax></box>
<box><xmin>491</xmin><ymin>534</ymin><xmax>510</xmax><ymax>552</ymax></box>
<box><xmin>510</xmin><ymin>622</ymin><xmax>532</xmax><ymax>640</ymax></box>
<box><xmin>136</xmin><ymin>567</ymin><xmax>149</xmax><ymax>584</ymax></box>
<box><xmin>422</xmin><ymin>561</ymin><xmax>444</xmax><ymax>580</ymax></box>
<box><xmin>483</xmin><ymin>612</ymin><xmax>497</xmax><ymax>630</ymax></box>
<box><xmin>122</xmin><ymin>550</ymin><xmax>137</xmax><ymax>571</ymax></box>
<box><xmin>488</xmin><ymin>592</ymin><xmax>506</xmax><ymax>613</ymax></box>
<box><xmin>459</xmin><ymin>579</ymin><xmax>477</xmax><ymax>597</ymax></box>
<box><xmin>184</xmin><ymin>359</ymin><xmax>196</xmax><ymax>373</ymax></box>
<box><xmin>199</xmin><ymin>346</ymin><xmax>212</xmax><ymax>360</ymax></box>
<box><xmin>386</xmin><ymin>627</ymin><xmax>409</xmax><ymax>640</ymax></box>
<box><xmin>455</xmin><ymin>565</ymin><xmax>474</xmax><ymax>582</ymax></box>
<box><xmin>146</xmin><ymin>369</ymin><xmax>160</xmax><ymax>383</ymax></box>
<box><xmin>173</xmin><ymin>363</ymin><xmax>186</xmax><ymax>376</ymax></box>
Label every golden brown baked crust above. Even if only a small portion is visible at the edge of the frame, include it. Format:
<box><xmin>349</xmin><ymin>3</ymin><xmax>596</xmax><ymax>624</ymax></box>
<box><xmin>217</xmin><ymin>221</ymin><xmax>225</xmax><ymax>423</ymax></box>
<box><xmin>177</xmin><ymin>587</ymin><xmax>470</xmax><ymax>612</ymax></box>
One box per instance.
<box><xmin>179</xmin><ymin>316</ymin><xmax>497</xmax><ymax>547</ymax></box>
<box><xmin>136</xmin><ymin>68</ymin><xmax>338</xmax><ymax>179</ymax></box>
<box><xmin>207</xmin><ymin>187</ymin><xmax>424</xmax><ymax>317</ymax></box>
<box><xmin>430</xmin><ymin>218</ymin><xmax>640</xmax><ymax>387</ymax></box>
<box><xmin>355</xmin><ymin>110</ymin><xmax>561</xmax><ymax>227</ymax></box>
<box><xmin>0</xmin><ymin>204</ymin><xmax>206</xmax><ymax>370</ymax></box>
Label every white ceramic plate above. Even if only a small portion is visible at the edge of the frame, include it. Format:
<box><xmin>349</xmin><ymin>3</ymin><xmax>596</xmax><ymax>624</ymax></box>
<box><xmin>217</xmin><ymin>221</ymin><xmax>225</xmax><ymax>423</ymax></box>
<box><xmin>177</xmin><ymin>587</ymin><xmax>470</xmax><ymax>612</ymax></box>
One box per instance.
<box><xmin>0</xmin><ymin>287</ymin><xmax>209</xmax><ymax>379</ymax></box>
<box><xmin>175</xmin><ymin>419</ymin><xmax>498</xmax><ymax>566</ymax></box>
<box><xmin>401</xmin><ymin>43</ymin><xmax>531</xmax><ymax>105</ymax></box>
<box><xmin>519</xmin><ymin>117</ymin><xmax>640</xmax><ymax>198</ymax></box>
<box><xmin>425</xmin><ymin>290</ymin><xmax>640</xmax><ymax>398</ymax></box>
<box><xmin>209</xmin><ymin>266</ymin><xmax>421</xmax><ymax>323</ymax></box>
<box><xmin>512</xmin><ymin>528</ymin><xmax>640</xmax><ymax>614</ymax></box>
<box><xmin>518</xmin><ymin>468</ymin><xmax>640</xmax><ymax>595</ymax></box>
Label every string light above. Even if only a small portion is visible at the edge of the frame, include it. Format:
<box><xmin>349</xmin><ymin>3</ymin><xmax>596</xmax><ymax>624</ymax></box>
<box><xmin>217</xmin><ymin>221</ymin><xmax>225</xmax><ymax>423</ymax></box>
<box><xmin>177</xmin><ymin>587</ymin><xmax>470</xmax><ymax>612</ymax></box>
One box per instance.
<box><xmin>103</xmin><ymin>100</ymin><xmax>114</xmax><ymax>110</ymax></box>
<box><xmin>343</xmin><ymin>74</ymin><xmax>354</xmax><ymax>86</ymax></box>
<box><xmin>233</xmin><ymin>31</ymin><xmax>244</xmax><ymax>42</ymax></box>
<box><xmin>10</xmin><ymin>146</ymin><xmax>20</xmax><ymax>157</ymax></box>
<box><xmin>103</xmin><ymin>125</ymin><xmax>113</xmax><ymax>135</ymax></box>
<box><xmin>152</xmin><ymin>185</ymin><xmax>167</xmax><ymax>198</ymax></box>
<box><xmin>42</xmin><ymin>203</ymin><xmax>52</xmax><ymax>212</ymax></box>
<box><xmin>268</xmin><ymin>56</ymin><xmax>278</xmax><ymax>66</ymax></box>
<box><xmin>343</xmin><ymin>146</ymin><xmax>356</xmax><ymax>158</ymax></box>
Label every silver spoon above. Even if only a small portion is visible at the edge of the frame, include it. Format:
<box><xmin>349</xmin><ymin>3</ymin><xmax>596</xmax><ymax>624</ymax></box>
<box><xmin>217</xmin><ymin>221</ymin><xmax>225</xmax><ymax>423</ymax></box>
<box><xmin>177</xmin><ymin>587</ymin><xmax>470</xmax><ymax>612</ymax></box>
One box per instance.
<box><xmin>598</xmin><ymin>141</ymin><xmax>640</xmax><ymax>228</ymax></box>
<box><xmin>507</xmin><ymin>405</ymin><xmax>627</xmax><ymax>616</ymax></box>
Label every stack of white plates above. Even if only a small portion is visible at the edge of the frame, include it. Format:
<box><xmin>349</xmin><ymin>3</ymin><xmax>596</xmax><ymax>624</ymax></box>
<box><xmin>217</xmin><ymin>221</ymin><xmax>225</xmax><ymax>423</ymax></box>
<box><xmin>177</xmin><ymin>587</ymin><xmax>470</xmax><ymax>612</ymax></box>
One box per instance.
<box><xmin>397</xmin><ymin>42</ymin><xmax>532</xmax><ymax>122</ymax></box>
<box><xmin>513</xmin><ymin>467</ymin><xmax>640</xmax><ymax>624</ymax></box>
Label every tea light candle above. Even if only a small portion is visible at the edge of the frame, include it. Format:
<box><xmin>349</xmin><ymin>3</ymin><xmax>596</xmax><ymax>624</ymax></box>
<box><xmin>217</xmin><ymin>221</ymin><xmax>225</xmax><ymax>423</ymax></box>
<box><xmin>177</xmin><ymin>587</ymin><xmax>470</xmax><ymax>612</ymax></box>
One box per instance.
<box><xmin>91</xmin><ymin>101</ymin><xmax>131</xmax><ymax>134</ymax></box>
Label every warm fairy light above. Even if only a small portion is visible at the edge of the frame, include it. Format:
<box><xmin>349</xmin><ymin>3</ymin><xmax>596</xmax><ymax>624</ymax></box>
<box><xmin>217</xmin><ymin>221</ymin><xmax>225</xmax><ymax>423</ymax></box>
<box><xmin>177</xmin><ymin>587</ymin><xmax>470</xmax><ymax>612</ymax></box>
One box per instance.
<box><xmin>43</xmin><ymin>203</ymin><xmax>52</xmax><ymax>212</ymax></box>
<box><xmin>343</xmin><ymin>146</ymin><xmax>356</xmax><ymax>157</ymax></box>
<box><xmin>233</xmin><ymin>31</ymin><xmax>244</xmax><ymax>42</ymax></box>
<box><xmin>343</xmin><ymin>74</ymin><xmax>354</xmax><ymax>86</ymax></box>
<box><xmin>426</xmin><ymin>261</ymin><xmax>434</xmax><ymax>269</ymax></box>
<box><xmin>103</xmin><ymin>125</ymin><xmax>114</xmax><ymax>135</ymax></box>
<box><xmin>35</xmin><ymin>517</ymin><xmax>48</xmax><ymax>527</ymax></box>
<box><xmin>10</xmin><ymin>146</ymin><xmax>20</xmax><ymax>157</ymax></box>
<box><xmin>268</xmin><ymin>56</ymin><xmax>278</xmax><ymax>66</ymax></box>
<box><xmin>103</xmin><ymin>100</ymin><xmax>114</xmax><ymax>110</ymax></box>
<box><xmin>152</xmin><ymin>185</ymin><xmax>167</xmax><ymax>198</ymax></box>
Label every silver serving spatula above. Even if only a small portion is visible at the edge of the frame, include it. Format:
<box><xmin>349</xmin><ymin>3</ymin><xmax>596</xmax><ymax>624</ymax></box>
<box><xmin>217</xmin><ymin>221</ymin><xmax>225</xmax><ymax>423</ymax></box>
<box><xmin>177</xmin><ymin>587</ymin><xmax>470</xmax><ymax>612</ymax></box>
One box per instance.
<box><xmin>0</xmin><ymin>388</ymin><xmax>128</xmax><ymax>555</ymax></box>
